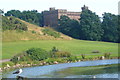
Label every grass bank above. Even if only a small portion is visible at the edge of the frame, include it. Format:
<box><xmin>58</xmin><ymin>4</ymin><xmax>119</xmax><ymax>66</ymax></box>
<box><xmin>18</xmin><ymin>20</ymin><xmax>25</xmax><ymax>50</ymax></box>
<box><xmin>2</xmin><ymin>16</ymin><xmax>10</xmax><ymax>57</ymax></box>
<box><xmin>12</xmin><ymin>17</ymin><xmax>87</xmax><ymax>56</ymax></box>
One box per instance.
<box><xmin>2</xmin><ymin>39</ymin><xmax>118</xmax><ymax>59</ymax></box>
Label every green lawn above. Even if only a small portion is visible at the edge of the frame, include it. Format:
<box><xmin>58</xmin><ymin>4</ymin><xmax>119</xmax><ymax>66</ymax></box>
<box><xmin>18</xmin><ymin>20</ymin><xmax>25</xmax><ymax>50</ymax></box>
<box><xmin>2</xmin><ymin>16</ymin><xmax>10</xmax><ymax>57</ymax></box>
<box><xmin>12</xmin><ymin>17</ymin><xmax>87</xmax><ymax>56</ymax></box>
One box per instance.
<box><xmin>2</xmin><ymin>39</ymin><xmax>118</xmax><ymax>59</ymax></box>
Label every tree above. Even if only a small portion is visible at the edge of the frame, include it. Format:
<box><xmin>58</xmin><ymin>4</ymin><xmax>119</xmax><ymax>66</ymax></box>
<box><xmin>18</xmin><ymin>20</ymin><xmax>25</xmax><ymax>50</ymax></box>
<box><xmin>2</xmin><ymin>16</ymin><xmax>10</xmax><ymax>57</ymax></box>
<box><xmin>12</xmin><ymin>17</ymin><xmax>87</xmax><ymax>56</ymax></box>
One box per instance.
<box><xmin>5</xmin><ymin>10</ymin><xmax>43</xmax><ymax>27</ymax></box>
<box><xmin>58</xmin><ymin>15</ymin><xmax>80</xmax><ymax>38</ymax></box>
<box><xmin>102</xmin><ymin>13</ymin><xmax>118</xmax><ymax>42</ymax></box>
<box><xmin>118</xmin><ymin>15</ymin><xmax>120</xmax><ymax>43</ymax></box>
<box><xmin>5</xmin><ymin>10</ymin><xmax>21</xmax><ymax>17</ymax></box>
<box><xmin>26</xmin><ymin>48</ymin><xmax>49</xmax><ymax>61</ymax></box>
<box><xmin>79</xmin><ymin>9</ymin><xmax>103</xmax><ymax>41</ymax></box>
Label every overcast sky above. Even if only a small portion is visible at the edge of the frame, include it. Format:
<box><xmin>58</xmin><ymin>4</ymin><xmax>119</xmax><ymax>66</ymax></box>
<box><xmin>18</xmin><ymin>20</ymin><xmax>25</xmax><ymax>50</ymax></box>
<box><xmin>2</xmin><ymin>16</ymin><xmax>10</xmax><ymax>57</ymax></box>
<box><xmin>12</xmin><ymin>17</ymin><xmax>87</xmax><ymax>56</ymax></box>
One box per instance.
<box><xmin>0</xmin><ymin>0</ymin><xmax>119</xmax><ymax>16</ymax></box>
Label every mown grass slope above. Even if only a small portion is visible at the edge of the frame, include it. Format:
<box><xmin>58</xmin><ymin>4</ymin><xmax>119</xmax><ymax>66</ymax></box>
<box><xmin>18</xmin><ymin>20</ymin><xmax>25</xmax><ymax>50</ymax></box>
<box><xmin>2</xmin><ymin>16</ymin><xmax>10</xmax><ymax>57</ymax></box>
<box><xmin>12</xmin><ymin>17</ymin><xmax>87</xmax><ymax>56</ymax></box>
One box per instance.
<box><xmin>2</xmin><ymin>40</ymin><xmax>118</xmax><ymax>59</ymax></box>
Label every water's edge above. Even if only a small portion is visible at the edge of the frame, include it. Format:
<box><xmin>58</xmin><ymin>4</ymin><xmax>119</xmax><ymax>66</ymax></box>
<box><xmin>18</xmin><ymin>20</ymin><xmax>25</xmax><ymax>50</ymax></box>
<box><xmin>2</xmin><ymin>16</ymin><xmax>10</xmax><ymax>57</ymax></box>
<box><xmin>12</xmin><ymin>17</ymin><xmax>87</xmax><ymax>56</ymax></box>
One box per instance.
<box><xmin>2</xmin><ymin>59</ymin><xmax>119</xmax><ymax>78</ymax></box>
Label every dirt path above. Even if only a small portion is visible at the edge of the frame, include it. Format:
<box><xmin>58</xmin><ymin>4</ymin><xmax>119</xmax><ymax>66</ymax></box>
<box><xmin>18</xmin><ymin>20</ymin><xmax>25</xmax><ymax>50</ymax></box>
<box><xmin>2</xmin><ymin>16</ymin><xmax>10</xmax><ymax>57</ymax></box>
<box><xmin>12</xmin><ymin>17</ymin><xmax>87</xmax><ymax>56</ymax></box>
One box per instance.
<box><xmin>0</xmin><ymin>59</ymin><xmax>10</xmax><ymax>63</ymax></box>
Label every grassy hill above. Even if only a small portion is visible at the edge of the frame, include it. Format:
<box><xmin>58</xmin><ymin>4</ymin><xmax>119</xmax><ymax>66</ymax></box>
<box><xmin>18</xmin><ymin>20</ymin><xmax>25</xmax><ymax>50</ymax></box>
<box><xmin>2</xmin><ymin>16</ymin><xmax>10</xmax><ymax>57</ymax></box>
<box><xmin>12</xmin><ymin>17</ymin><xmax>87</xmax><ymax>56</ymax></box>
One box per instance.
<box><xmin>2</xmin><ymin>16</ymin><xmax>72</xmax><ymax>42</ymax></box>
<box><xmin>2</xmin><ymin>16</ymin><xmax>118</xmax><ymax>59</ymax></box>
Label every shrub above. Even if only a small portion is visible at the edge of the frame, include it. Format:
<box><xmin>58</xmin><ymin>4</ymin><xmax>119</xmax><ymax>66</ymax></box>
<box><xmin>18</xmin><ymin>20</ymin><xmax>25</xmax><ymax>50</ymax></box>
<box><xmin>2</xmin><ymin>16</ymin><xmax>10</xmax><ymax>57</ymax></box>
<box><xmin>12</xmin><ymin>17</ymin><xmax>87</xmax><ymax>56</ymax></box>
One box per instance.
<box><xmin>49</xmin><ymin>46</ymin><xmax>59</xmax><ymax>57</ymax></box>
<box><xmin>31</xmin><ymin>30</ymin><xmax>36</xmax><ymax>34</ymax></box>
<box><xmin>11</xmin><ymin>52</ymin><xmax>28</xmax><ymax>63</ymax></box>
<box><xmin>2</xmin><ymin>61</ymin><xmax>15</xmax><ymax>67</ymax></box>
<box><xmin>11</xmin><ymin>56</ymin><xmax>19</xmax><ymax>64</ymax></box>
<box><xmin>42</xmin><ymin>28</ymin><xmax>60</xmax><ymax>38</ymax></box>
<box><xmin>104</xmin><ymin>53</ymin><xmax>111</xmax><ymax>59</ymax></box>
<box><xmin>54</xmin><ymin>51</ymin><xmax>71</xmax><ymax>58</ymax></box>
<box><xmin>49</xmin><ymin>47</ymin><xmax>71</xmax><ymax>58</ymax></box>
<box><xmin>11</xmin><ymin>48</ymin><xmax>49</xmax><ymax>63</ymax></box>
<box><xmin>92</xmin><ymin>50</ymin><xmax>100</xmax><ymax>53</ymax></box>
<box><xmin>44</xmin><ymin>58</ymin><xmax>55</xmax><ymax>63</ymax></box>
<box><xmin>20</xmin><ymin>56</ymin><xmax>31</xmax><ymax>61</ymax></box>
<box><xmin>56</xmin><ymin>58</ymin><xmax>66</xmax><ymax>63</ymax></box>
<box><xmin>81</xmin><ymin>54</ymin><xmax>85</xmax><ymax>59</ymax></box>
<box><xmin>11</xmin><ymin>47</ymin><xmax>71</xmax><ymax>64</ymax></box>
<box><xmin>68</xmin><ymin>56</ymin><xmax>79</xmax><ymax>61</ymax></box>
<box><xmin>26</xmin><ymin>48</ymin><xmax>49</xmax><ymax>61</ymax></box>
<box><xmin>52</xmin><ymin>46</ymin><xmax>59</xmax><ymax>53</ymax></box>
<box><xmin>2</xmin><ymin>16</ymin><xmax>28</xmax><ymax>31</ymax></box>
<box><xmin>45</xmin><ymin>58</ymin><xmax>66</xmax><ymax>63</ymax></box>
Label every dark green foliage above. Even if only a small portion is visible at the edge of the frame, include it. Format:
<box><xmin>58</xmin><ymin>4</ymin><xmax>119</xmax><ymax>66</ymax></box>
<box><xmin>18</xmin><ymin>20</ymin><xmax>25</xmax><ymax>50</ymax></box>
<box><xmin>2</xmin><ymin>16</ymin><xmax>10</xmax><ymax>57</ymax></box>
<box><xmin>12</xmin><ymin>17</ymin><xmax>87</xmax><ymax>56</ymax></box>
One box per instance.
<box><xmin>58</xmin><ymin>16</ymin><xmax>80</xmax><ymax>39</ymax></box>
<box><xmin>5</xmin><ymin>10</ymin><xmax>22</xmax><ymax>18</ymax></box>
<box><xmin>51</xmin><ymin>46</ymin><xmax>59</xmax><ymax>53</ymax></box>
<box><xmin>68</xmin><ymin>56</ymin><xmax>79</xmax><ymax>61</ymax></box>
<box><xmin>49</xmin><ymin>47</ymin><xmax>58</xmax><ymax>58</ymax></box>
<box><xmin>44</xmin><ymin>58</ymin><xmax>55</xmax><ymax>63</ymax></box>
<box><xmin>11</xmin><ymin>47</ymin><xmax>72</xmax><ymax>63</ymax></box>
<box><xmin>80</xmin><ymin>9</ymin><xmax>103</xmax><ymax>41</ymax></box>
<box><xmin>2</xmin><ymin>16</ymin><xmax>28</xmax><ymax>31</ymax></box>
<box><xmin>118</xmin><ymin>15</ymin><xmax>120</xmax><ymax>43</ymax></box>
<box><xmin>42</xmin><ymin>28</ymin><xmax>60</xmax><ymax>38</ymax></box>
<box><xmin>11</xmin><ymin>56</ymin><xmax>19</xmax><ymax>64</ymax></box>
<box><xmin>102</xmin><ymin>13</ymin><xmax>119</xmax><ymax>42</ymax></box>
<box><xmin>54</xmin><ymin>51</ymin><xmax>71</xmax><ymax>58</ymax></box>
<box><xmin>81</xmin><ymin>54</ymin><xmax>85</xmax><ymax>59</ymax></box>
<box><xmin>49</xmin><ymin>46</ymin><xmax>59</xmax><ymax>57</ymax></box>
<box><xmin>31</xmin><ymin>30</ymin><xmax>36</xmax><ymax>34</ymax></box>
<box><xmin>104</xmin><ymin>53</ymin><xmax>111</xmax><ymax>59</ymax></box>
<box><xmin>21</xmin><ymin>10</ymin><xmax>43</xmax><ymax>26</ymax></box>
<box><xmin>57</xmin><ymin>9</ymin><xmax>118</xmax><ymax>43</ymax></box>
<box><xmin>58</xmin><ymin>10</ymin><xmax>104</xmax><ymax>41</ymax></box>
<box><xmin>20</xmin><ymin>56</ymin><xmax>31</xmax><ymax>61</ymax></box>
<box><xmin>11</xmin><ymin>48</ymin><xmax>49</xmax><ymax>63</ymax></box>
<box><xmin>45</xmin><ymin>58</ymin><xmax>66</xmax><ymax>63</ymax></box>
<box><xmin>5</xmin><ymin>10</ymin><xmax>43</xmax><ymax>26</ymax></box>
<box><xmin>49</xmin><ymin>47</ymin><xmax>71</xmax><ymax>58</ymax></box>
<box><xmin>10</xmin><ymin>52</ymin><xmax>28</xmax><ymax>63</ymax></box>
<box><xmin>26</xmin><ymin>48</ymin><xmax>49</xmax><ymax>61</ymax></box>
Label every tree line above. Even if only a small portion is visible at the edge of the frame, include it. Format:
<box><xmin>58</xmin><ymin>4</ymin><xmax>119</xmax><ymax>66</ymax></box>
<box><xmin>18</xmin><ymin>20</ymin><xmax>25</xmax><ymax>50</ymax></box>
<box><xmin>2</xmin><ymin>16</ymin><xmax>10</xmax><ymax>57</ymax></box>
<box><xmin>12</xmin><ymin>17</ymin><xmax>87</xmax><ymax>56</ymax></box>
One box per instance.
<box><xmin>5</xmin><ymin>10</ymin><xmax>43</xmax><ymax>26</ymax></box>
<box><xmin>58</xmin><ymin>9</ymin><xmax>119</xmax><ymax>43</ymax></box>
<box><xmin>4</xmin><ymin>9</ymin><xmax>119</xmax><ymax>43</ymax></box>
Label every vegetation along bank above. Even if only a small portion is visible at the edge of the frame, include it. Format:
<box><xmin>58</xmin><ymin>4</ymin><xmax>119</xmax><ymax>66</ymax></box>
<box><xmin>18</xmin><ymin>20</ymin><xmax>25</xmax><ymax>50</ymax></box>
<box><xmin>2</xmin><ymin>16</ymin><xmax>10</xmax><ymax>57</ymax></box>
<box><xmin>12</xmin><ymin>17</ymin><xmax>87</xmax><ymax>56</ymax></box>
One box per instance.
<box><xmin>1</xmin><ymin>46</ymin><xmax>119</xmax><ymax>72</ymax></box>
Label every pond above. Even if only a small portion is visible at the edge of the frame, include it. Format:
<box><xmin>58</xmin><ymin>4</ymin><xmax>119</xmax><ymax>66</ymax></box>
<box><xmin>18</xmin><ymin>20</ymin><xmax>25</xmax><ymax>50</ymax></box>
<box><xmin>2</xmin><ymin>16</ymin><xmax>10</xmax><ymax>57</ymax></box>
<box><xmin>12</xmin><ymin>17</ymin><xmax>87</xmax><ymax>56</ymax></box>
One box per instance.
<box><xmin>2</xmin><ymin>59</ymin><xmax>120</xmax><ymax>79</ymax></box>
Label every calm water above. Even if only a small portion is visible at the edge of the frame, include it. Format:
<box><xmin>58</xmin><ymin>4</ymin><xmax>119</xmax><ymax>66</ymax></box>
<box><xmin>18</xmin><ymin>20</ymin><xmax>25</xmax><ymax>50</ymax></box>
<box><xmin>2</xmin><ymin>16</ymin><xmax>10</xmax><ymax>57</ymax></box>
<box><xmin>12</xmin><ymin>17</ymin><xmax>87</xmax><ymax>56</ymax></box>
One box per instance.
<box><xmin>2</xmin><ymin>59</ymin><xmax>120</xmax><ymax>78</ymax></box>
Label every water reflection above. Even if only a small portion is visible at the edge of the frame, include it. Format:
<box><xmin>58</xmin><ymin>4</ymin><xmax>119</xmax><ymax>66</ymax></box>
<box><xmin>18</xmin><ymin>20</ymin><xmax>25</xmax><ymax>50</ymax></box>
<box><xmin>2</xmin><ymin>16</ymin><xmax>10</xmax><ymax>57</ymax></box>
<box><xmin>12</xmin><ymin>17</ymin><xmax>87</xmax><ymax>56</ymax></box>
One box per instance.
<box><xmin>2</xmin><ymin>59</ymin><xmax>120</xmax><ymax>78</ymax></box>
<box><xmin>40</xmin><ymin>64</ymin><xmax>119</xmax><ymax>78</ymax></box>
